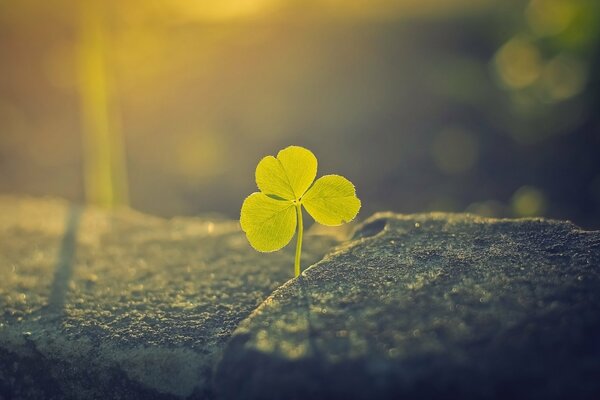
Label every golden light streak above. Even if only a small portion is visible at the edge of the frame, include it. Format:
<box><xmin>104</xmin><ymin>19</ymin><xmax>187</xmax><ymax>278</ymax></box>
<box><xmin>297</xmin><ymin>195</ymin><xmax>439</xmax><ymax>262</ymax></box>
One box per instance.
<box><xmin>78</xmin><ymin>1</ymin><xmax>128</xmax><ymax>208</ymax></box>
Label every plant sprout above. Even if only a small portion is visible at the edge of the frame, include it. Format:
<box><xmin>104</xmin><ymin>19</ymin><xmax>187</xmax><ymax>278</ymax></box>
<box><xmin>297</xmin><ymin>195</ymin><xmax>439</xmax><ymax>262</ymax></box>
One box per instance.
<box><xmin>240</xmin><ymin>146</ymin><xmax>361</xmax><ymax>277</ymax></box>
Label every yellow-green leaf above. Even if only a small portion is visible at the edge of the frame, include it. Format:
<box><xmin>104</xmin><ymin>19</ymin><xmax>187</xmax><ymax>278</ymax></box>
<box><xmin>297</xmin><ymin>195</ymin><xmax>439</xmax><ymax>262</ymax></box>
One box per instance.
<box><xmin>255</xmin><ymin>146</ymin><xmax>317</xmax><ymax>200</ymax></box>
<box><xmin>242</xmin><ymin>145</ymin><xmax>361</xmax><ymax>277</ymax></box>
<box><xmin>302</xmin><ymin>174</ymin><xmax>361</xmax><ymax>226</ymax></box>
<box><xmin>240</xmin><ymin>192</ymin><xmax>296</xmax><ymax>252</ymax></box>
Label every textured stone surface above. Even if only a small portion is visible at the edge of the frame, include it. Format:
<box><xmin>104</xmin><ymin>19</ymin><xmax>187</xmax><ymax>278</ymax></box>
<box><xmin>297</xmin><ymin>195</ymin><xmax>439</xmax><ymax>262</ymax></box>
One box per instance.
<box><xmin>0</xmin><ymin>196</ymin><xmax>339</xmax><ymax>399</ymax></box>
<box><xmin>215</xmin><ymin>212</ymin><xmax>600</xmax><ymax>400</ymax></box>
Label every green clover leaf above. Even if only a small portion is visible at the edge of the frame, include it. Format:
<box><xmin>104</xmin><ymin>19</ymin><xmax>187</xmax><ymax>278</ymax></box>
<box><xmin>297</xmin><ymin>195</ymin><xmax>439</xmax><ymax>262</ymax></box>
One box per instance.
<box><xmin>241</xmin><ymin>145</ymin><xmax>361</xmax><ymax>277</ymax></box>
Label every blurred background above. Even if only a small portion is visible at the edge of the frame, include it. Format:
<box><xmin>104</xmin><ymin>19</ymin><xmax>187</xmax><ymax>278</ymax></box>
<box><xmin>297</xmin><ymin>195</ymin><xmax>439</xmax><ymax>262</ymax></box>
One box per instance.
<box><xmin>0</xmin><ymin>0</ymin><xmax>599</xmax><ymax>228</ymax></box>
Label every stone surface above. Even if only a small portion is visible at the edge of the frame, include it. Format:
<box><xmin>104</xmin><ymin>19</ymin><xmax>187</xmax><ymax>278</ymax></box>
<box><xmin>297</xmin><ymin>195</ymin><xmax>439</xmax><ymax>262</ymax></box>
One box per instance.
<box><xmin>215</xmin><ymin>212</ymin><xmax>600</xmax><ymax>400</ymax></box>
<box><xmin>0</xmin><ymin>196</ymin><xmax>339</xmax><ymax>399</ymax></box>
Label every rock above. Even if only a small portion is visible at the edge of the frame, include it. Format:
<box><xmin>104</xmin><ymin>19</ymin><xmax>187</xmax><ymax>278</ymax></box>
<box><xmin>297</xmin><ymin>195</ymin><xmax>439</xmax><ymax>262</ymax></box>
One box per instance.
<box><xmin>215</xmin><ymin>212</ymin><xmax>600</xmax><ymax>400</ymax></box>
<box><xmin>0</xmin><ymin>196</ymin><xmax>339</xmax><ymax>399</ymax></box>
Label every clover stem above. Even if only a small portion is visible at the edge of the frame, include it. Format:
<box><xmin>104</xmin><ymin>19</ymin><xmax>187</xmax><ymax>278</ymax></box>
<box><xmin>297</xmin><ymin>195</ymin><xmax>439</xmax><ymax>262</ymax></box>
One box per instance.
<box><xmin>294</xmin><ymin>202</ymin><xmax>303</xmax><ymax>278</ymax></box>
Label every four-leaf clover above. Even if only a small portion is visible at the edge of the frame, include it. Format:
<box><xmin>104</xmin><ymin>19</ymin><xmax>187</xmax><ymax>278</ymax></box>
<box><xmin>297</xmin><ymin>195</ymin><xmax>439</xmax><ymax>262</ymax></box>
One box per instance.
<box><xmin>240</xmin><ymin>146</ymin><xmax>361</xmax><ymax>277</ymax></box>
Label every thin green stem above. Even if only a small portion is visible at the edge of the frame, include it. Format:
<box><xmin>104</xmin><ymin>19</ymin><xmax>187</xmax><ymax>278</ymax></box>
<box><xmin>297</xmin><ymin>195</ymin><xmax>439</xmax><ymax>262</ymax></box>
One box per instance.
<box><xmin>294</xmin><ymin>202</ymin><xmax>303</xmax><ymax>277</ymax></box>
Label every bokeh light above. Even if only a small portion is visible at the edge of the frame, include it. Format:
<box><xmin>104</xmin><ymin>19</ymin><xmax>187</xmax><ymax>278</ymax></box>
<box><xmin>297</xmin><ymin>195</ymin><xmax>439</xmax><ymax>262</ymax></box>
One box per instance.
<box><xmin>511</xmin><ymin>186</ymin><xmax>547</xmax><ymax>217</ymax></box>
<box><xmin>526</xmin><ymin>0</ymin><xmax>577</xmax><ymax>37</ymax></box>
<box><xmin>493</xmin><ymin>37</ymin><xmax>542</xmax><ymax>90</ymax></box>
<box><xmin>541</xmin><ymin>54</ymin><xmax>587</xmax><ymax>102</ymax></box>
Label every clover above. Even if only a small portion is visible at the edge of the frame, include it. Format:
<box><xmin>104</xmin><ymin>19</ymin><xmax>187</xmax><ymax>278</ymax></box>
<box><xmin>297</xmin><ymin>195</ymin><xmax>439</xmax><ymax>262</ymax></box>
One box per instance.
<box><xmin>241</xmin><ymin>145</ymin><xmax>361</xmax><ymax>277</ymax></box>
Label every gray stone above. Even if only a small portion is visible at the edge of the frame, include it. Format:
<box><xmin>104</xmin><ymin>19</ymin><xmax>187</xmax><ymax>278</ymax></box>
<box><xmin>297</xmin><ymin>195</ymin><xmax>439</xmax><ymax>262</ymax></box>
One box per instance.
<box><xmin>215</xmin><ymin>212</ymin><xmax>600</xmax><ymax>400</ymax></box>
<box><xmin>0</xmin><ymin>196</ymin><xmax>339</xmax><ymax>399</ymax></box>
